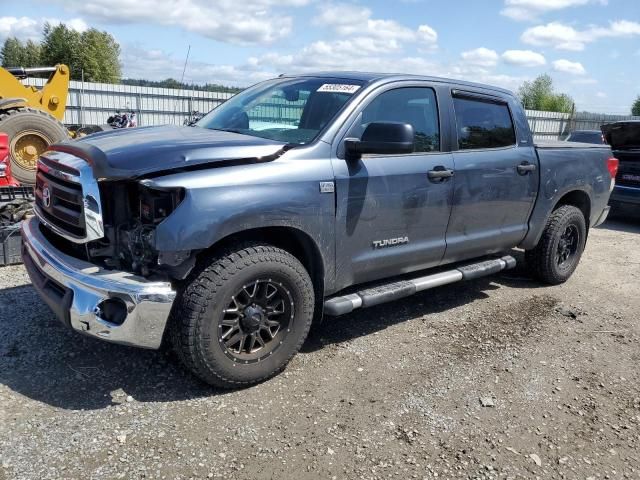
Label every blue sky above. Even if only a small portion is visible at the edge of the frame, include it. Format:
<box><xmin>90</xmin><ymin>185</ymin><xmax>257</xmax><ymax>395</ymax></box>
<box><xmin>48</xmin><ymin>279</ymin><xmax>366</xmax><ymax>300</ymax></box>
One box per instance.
<box><xmin>1</xmin><ymin>0</ymin><xmax>639</xmax><ymax>113</ymax></box>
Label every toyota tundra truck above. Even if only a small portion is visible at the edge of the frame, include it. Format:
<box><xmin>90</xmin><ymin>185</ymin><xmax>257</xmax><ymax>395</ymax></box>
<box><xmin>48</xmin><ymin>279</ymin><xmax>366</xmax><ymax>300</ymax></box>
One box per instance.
<box><xmin>21</xmin><ymin>73</ymin><xmax>617</xmax><ymax>387</ymax></box>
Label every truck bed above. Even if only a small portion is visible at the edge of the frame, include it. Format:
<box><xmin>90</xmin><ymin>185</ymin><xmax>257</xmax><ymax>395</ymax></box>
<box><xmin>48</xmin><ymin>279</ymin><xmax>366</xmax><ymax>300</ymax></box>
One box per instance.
<box><xmin>534</xmin><ymin>140</ymin><xmax>610</xmax><ymax>149</ymax></box>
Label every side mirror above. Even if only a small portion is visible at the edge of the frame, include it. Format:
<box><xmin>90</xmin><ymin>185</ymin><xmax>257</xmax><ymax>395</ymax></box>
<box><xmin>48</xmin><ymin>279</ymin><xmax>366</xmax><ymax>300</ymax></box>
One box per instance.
<box><xmin>345</xmin><ymin>122</ymin><xmax>414</xmax><ymax>159</ymax></box>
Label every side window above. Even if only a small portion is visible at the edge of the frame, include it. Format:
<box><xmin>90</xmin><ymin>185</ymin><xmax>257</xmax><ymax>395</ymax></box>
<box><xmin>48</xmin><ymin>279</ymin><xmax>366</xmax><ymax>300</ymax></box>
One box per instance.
<box><xmin>453</xmin><ymin>96</ymin><xmax>516</xmax><ymax>150</ymax></box>
<box><xmin>353</xmin><ymin>87</ymin><xmax>440</xmax><ymax>153</ymax></box>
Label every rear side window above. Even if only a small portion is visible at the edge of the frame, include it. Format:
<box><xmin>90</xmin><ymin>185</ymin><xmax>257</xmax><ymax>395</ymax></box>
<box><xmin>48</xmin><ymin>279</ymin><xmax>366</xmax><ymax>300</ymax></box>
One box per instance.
<box><xmin>453</xmin><ymin>96</ymin><xmax>516</xmax><ymax>150</ymax></box>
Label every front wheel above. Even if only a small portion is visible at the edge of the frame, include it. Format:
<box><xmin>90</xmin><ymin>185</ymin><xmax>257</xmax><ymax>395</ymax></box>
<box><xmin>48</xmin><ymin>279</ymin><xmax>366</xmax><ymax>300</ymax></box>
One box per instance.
<box><xmin>525</xmin><ymin>205</ymin><xmax>587</xmax><ymax>285</ymax></box>
<box><xmin>170</xmin><ymin>244</ymin><xmax>314</xmax><ymax>388</ymax></box>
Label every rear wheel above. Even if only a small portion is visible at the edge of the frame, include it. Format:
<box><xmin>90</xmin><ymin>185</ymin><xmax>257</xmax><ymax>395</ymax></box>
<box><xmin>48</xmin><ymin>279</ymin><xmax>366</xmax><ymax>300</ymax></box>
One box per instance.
<box><xmin>525</xmin><ymin>205</ymin><xmax>587</xmax><ymax>285</ymax></box>
<box><xmin>170</xmin><ymin>244</ymin><xmax>314</xmax><ymax>388</ymax></box>
<box><xmin>0</xmin><ymin>108</ymin><xmax>68</xmax><ymax>184</ymax></box>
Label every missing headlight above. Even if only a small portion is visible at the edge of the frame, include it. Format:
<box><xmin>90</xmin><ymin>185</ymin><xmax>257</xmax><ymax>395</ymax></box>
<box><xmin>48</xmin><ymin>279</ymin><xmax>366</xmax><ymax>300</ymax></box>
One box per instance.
<box><xmin>138</xmin><ymin>183</ymin><xmax>185</xmax><ymax>224</ymax></box>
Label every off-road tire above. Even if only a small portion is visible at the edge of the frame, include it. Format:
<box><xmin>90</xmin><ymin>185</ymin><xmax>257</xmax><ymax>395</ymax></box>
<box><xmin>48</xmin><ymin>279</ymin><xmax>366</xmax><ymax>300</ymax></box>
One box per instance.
<box><xmin>525</xmin><ymin>205</ymin><xmax>587</xmax><ymax>285</ymax></box>
<box><xmin>170</xmin><ymin>244</ymin><xmax>314</xmax><ymax>388</ymax></box>
<box><xmin>0</xmin><ymin>107</ymin><xmax>67</xmax><ymax>184</ymax></box>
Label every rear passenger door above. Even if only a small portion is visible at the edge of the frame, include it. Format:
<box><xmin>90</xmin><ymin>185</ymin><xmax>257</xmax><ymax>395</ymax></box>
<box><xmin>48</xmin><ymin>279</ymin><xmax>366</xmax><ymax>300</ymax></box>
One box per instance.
<box><xmin>444</xmin><ymin>91</ymin><xmax>538</xmax><ymax>262</ymax></box>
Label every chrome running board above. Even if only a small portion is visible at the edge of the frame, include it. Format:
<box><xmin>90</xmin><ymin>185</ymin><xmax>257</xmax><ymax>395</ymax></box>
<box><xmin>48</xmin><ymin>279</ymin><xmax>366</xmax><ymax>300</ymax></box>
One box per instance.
<box><xmin>323</xmin><ymin>255</ymin><xmax>516</xmax><ymax>316</ymax></box>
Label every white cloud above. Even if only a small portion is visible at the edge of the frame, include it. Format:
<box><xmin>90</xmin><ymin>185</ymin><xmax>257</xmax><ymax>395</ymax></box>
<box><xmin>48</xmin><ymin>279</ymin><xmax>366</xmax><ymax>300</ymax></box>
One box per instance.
<box><xmin>121</xmin><ymin>40</ymin><xmax>525</xmax><ymax>94</ymax></box>
<box><xmin>0</xmin><ymin>17</ymin><xmax>40</xmax><ymax>42</ymax></box>
<box><xmin>117</xmin><ymin>2</ymin><xmax>444</xmax><ymax>88</ymax></box>
<box><xmin>589</xmin><ymin>19</ymin><xmax>640</xmax><ymax>38</ymax></box>
<box><xmin>417</xmin><ymin>24</ymin><xmax>438</xmax><ymax>49</ymax></box>
<box><xmin>596</xmin><ymin>91</ymin><xmax>607</xmax><ymax>98</ymax></box>
<box><xmin>315</xmin><ymin>3</ymin><xmax>437</xmax><ymax>51</ymax></box>
<box><xmin>47</xmin><ymin>0</ymin><xmax>310</xmax><ymax>45</ymax></box>
<box><xmin>122</xmin><ymin>46</ymin><xmax>273</xmax><ymax>85</ymax></box>
<box><xmin>314</xmin><ymin>3</ymin><xmax>372</xmax><ymax>31</ymax></box>
<box><xmin>552</xmin><ymin>59</ymin><xmax>586</xmax><ymax>75</ymax></box>
<box><xmin>522</xmin><ymin>20</ymin><xmax>640</xmax><ymax>50</ymax></box>
<box><xmin>64</xmin><ymin>18</ymin><xmax>89</xmax><ymax>32</ymax></box>
<box><xmin>460</xmin><ymin>47</ymin><xmax>499</xmax><ymax>67</ymax></box>
<box><xmin>0</xmin><ymin>16</ymin><xmax>87</xmax><ymax>43</ymax></box>
<box><xmin>521</xmin><ymin>22</ymin><xmax>585</xmax><ymax>50</ymax></box>
<box><xmin>502</xmin><ymin>49</ymin><xmax>546</xmax><ymax>67</ymax></box>
<box><xmin>501</xmin><ymin>0</ymin><xmax>606</xmax><ymax>21</ymax></box>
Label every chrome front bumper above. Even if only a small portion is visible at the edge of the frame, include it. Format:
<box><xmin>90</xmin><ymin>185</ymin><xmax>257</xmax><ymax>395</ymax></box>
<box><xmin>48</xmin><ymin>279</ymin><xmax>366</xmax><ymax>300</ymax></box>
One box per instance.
<box><xmin>21</xmin><ymin>217</ymin><xmax>176</xmax><ymax>349</ymax></box>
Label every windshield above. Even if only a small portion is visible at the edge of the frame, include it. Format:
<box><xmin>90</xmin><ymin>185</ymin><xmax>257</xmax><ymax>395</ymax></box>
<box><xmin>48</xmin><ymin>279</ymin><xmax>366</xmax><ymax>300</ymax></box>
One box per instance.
<box><xmin>196</xmin><ymin>77</ymin><xmax>365</xmax><ymax>145</ymax></box>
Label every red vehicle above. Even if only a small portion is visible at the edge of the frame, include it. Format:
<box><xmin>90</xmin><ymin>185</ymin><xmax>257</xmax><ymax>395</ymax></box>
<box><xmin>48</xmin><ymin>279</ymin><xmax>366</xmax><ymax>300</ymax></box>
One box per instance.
<box><xmin>1</xmin><ymin>131</ymin><xmax>34</xmax><ymax>266</ymax></box>
<box><xmin>0</xmin><ymin>133</ymin><xmax>19</xmax><ymax>187</ymax></box>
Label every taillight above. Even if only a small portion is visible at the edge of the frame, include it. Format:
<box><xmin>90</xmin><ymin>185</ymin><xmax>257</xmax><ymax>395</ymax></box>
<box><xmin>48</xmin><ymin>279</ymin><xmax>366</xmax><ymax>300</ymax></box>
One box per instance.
<box><xmin>0</xmin><ymin>133</ymin><xmax>8</xmax><ymax>163</ymax></box>
<box><xmin>0</xmin><ymin>133</ymin><xmax>8</xmax><ymax>178</ymax></box>
<box><xmin>607</xmin><ymin>157</ymin><xmax>619</xmax><ymax>179</ymax></box>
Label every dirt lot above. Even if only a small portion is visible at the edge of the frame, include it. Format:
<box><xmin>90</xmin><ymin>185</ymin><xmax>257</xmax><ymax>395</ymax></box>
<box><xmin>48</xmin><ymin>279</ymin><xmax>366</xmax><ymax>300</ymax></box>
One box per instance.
<box><xmin>1</xmin><ymin>219</ymin><xmax>639</xmax><ymax>480</ymax></box>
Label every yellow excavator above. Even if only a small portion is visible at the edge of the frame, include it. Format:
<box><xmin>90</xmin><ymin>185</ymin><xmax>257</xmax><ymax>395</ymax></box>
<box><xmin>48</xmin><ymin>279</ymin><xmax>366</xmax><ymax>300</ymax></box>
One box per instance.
<box><xmin>0</xmin><ymin>64</ymin><xmax>70</xmax><ymax>184</ymax></box>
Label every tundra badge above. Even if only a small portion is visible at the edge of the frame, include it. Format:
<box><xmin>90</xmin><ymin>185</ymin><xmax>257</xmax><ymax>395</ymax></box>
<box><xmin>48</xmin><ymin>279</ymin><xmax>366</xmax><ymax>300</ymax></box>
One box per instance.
<box><xmin>372</xmin><ymin>237</ymin><xmax>409</xmax><ymax>249</ymax></box>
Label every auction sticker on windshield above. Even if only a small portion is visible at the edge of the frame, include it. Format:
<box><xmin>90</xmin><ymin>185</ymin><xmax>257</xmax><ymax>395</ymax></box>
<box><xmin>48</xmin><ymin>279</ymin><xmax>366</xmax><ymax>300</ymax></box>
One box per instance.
<box><xmin>317</xmin><ymin>84</ymin><xmax>361</xmax><ymax>94</ymax></box>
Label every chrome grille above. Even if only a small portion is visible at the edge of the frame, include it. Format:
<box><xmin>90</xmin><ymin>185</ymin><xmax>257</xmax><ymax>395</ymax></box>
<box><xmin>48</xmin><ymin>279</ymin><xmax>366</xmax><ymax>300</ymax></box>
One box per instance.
<box><xmin>35</xmin><ymin>151</ymin><xmax>104</xmax><ymax>243</ymax></box>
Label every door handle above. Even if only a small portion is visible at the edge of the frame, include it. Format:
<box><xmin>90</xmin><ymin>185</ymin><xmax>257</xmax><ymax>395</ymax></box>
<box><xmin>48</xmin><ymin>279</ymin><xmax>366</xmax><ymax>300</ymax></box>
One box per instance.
<box><xmin>517</xmin><ymin>162</ymin><xmax>536</xmax><ymax>175</ymax></box>
<box><xmin>427</xmin><ymin>166</ymin><xmax>454</xmax><ymax>181</ymax></box>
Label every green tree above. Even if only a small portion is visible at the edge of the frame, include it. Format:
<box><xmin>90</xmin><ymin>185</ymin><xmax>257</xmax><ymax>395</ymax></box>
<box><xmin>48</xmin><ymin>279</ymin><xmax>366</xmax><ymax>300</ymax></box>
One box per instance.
<box><xmin>158</xmin><ymin>78</ymin><xmax>183</xmax><ymax>89</ymax></box>
<box><xmin>632</xmin><ymin>96</ymin><xmax>640</xmax><ymax>116</ymax></box>
<box><xmin>1</xmin><ymin>37</ymin><xmax>42</xmax><ymax>67</ymax></box>
<box><xmin>41</xmin><ymin>23</ymin><xmax>82</xmax><ymax>74</ymax></box>
<box><xmin>1</xmin><ymin>37</ymin><xmax>27</xmax><ymax>67</ymax></box>
<box><xmin>23</xmin><ymin>40</ymin><xmax>42</xmax><ymax>67</ymax></box>
<box><xmin>40</xmin><ymin>23</ymin><xmax>121</xmax><ymax>82</ymax></box>
<box><xmin>77</xmin><ymin>28</ymin><xmax>121</xmax><ymax>83</ymax></box>
<box><xmin>517</xmin><ymin>74</ymin><xmax>575</xmax><ymax>113</ymax></box>
<box><xmin>121</xmin><ymin>78</ymin><xmax>242</xmax><ymax>94</ymax></box>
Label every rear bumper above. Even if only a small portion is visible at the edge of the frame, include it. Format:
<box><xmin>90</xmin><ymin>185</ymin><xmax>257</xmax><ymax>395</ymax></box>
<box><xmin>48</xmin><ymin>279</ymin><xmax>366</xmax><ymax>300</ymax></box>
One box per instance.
<box><xmin>21</xmin><ymin>217</ymin><xmax>176</xmax><ymax>349</ymax></box>
<box><xmin>611</xmin><ymin>185</ymin><xmax>640</xmax><ymax>207</ymax></box>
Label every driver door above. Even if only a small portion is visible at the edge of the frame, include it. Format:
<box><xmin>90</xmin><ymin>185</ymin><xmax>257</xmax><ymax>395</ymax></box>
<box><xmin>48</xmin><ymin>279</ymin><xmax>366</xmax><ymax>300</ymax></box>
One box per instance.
<box><xmin>331</xmin><ymin>85</ymin><xmax>455</xmax><ymax>288</ymax></box>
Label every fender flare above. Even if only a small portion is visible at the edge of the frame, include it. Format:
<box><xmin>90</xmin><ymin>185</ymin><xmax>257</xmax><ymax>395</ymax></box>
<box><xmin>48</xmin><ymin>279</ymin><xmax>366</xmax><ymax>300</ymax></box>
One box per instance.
<box><xmin>520</xmin><ymin>187</ymin><xmax>592</xmax><ymax>250</ymax></box>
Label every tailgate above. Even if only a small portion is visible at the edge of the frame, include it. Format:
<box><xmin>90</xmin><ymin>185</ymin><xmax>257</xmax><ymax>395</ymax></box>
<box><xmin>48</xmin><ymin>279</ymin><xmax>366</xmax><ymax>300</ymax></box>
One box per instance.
<box><xmin>614</xmin><ymin>150</ymin><xmax>640</xmax><ymax>188</ymax></box>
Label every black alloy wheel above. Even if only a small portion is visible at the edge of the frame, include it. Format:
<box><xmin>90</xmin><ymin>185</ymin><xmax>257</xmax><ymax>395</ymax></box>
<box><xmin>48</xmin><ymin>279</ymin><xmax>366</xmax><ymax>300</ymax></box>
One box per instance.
<box><xmin>219</xmin><ymin>279</ymin><xmax>294</xmax><ymax>363</ymax></box>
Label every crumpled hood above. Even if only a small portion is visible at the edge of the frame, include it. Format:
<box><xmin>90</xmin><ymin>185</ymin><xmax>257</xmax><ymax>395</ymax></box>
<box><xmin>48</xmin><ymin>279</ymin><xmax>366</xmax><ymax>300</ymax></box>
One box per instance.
<box><xmin>601</xmin><ymin>121</ymin><xmax>640</xmax><ymax>151</ymax></box>
<box><xmin>49</xmin><ymin>125</ymin><xmax>288</xmax><ymax>180</ymax></box>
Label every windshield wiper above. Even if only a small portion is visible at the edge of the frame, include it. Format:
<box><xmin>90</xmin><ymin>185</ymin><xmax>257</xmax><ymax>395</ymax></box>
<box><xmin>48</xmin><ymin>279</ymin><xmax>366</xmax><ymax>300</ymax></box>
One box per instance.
<box><xmin>208</xmin><ymin>127</ymin><xmax>246</xmax><ymax>135</ymax></box>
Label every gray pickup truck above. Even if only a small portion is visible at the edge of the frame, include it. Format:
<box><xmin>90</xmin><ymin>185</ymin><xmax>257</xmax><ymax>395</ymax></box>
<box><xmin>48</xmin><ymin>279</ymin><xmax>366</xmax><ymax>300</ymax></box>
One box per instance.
<box><xmin>22</xmin><ymin>72</ymin><xmax>616</xmax><ymax>387</ymax></box>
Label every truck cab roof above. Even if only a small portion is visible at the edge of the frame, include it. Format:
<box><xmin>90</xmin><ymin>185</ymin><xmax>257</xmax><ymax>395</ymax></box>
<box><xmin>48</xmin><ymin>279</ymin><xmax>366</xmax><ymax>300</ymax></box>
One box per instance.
<box><xmin>278</xmin><ymin>71</ymin><xmax>516</xmax><ymax>98</ymax></box>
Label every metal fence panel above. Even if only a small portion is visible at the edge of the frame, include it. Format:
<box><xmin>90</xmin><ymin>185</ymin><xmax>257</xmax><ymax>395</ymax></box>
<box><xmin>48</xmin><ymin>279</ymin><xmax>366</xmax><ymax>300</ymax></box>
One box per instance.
<box><xmin>24</xmin><ymin>79</ymin><xmax>640</xmax><ymax>138</ymax></box>
<box><xmin>28</xmin><ymin>78</ymin><xmax>233</xmax><ymax>126</ymax></box>
<box><xmin>525</xmin><ymin>109</ymin><xmax>640</xmax><ymax>141</ymax></box>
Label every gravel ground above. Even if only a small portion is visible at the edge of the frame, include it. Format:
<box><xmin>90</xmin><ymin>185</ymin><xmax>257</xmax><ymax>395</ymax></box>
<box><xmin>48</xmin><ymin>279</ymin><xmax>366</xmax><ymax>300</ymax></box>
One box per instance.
<box><xmin>1</xmin><ymin>219</ymin><xmax>639</xmax><ymax>480</ymax></box>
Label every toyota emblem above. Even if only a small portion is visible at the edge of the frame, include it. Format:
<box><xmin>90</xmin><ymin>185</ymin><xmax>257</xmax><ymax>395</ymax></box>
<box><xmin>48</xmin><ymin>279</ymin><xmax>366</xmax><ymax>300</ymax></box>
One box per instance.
<box><xmin>42</xmin><ymin>185</ymin><xmax>51</xmax><ymax>208</ymax></box>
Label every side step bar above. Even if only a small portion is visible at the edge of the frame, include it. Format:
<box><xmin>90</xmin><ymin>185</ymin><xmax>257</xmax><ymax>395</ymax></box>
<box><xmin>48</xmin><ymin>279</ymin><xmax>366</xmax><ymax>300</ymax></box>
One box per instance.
<box><xmin>323</xmin><ymin>255</ymin><xmax>516</xmax><ymax>316</ymax></box>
